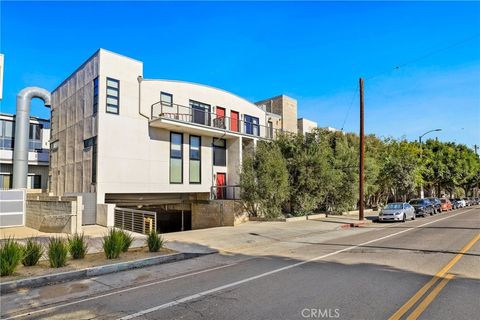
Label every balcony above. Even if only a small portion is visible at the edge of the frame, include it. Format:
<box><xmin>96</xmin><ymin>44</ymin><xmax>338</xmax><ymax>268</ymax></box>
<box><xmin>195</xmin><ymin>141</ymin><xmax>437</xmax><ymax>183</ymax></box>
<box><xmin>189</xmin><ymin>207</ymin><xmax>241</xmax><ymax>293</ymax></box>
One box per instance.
<box><xmin>150</xmin><ymin>102</ymin><xmax>281</xmax><ymax>140</ymax></box>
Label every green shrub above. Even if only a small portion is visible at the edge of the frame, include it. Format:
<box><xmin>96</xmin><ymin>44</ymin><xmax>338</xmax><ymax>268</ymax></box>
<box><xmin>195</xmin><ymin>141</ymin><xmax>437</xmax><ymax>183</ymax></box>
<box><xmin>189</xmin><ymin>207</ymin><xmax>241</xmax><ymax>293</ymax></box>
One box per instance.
<box><xmin>22</xmin><ymin>238</ymin><xmax>44</xmax><ymax>267</ymax></box>
<box><xmin>0</xmin><ymin>237</ymin><xmax>24</xmax><ymax>276</ymax></box>
<box><xmin>118</xmin><ymin>229</ymin><xmax>134</xmax><ymax>252</ymax></box>
<box><xmin>48</xmin><ymin>237</ymin><xmax>68</xmax><ymax>268</ymax></box>
<box><xmin>68</xmin><ymin>233</ymin><xmax>88</xmax><ymax>259</ymax></box>
<box><xmin>102</xmin><ymin>228</ymin><xmax>124</xmax><ymax>259</ymax></box>
<box><xmin>146</xmin><ymin>230</ymin><xmax>164</xmax><ymax>252</ymax></box>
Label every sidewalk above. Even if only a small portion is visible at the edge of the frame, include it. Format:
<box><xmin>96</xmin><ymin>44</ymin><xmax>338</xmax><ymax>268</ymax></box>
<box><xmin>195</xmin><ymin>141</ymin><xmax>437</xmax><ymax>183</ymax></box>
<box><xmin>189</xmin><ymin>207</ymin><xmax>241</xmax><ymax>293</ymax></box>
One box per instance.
<box><xmin>164</xmin><ymin>214</ymin><xmax>376</xmax><ymax>255</ymax></box>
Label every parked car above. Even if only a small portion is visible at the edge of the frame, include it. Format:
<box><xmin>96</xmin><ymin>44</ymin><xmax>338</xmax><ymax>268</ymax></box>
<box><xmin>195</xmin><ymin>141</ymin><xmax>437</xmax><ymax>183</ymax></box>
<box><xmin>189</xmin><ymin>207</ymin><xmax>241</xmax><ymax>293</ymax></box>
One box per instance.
<box><xmin>440</xmin><ymin>198</ymin><xmax>453</xmax><ymax>211</ymax></box>
<box><xmin>449</xmin><ymin>199</ymin><xmax>459</xmax><ymax>210</ymax></box>
<box><xmin>409</xmin><ymin>199</ymin><xmax>435</xmax><ymax>217</ymax></box>
<box><xmin>427</xmin><ymin>197</ymin><xmax>442</xmax><ymax>214</ymax></box>
<box><xmin>378</xmin><ymin>202</ymin><xmax>416</xmax><ymax>222</ymax></box>
<box><xmin>455</xmin><ymin>199</ymin><xmax>466</xmax><ymax>208</ymax></box>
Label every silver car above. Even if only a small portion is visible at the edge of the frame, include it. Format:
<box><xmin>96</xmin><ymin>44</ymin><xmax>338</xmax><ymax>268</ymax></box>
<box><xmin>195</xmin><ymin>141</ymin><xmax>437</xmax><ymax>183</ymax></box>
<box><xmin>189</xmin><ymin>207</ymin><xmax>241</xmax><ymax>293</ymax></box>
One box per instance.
<box><xmin>378</xmin><ymin>202</ymin><xmax>416</xmax><ymax>222</ymax></box>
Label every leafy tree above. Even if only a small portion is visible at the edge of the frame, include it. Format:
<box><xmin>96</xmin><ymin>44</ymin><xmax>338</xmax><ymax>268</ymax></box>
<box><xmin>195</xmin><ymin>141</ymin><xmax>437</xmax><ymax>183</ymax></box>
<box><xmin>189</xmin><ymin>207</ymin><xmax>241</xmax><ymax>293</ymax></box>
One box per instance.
<box><xmin>240</xmin><ymin>141</ymin><xmax>289</xmax><ymax>218</ymax></box>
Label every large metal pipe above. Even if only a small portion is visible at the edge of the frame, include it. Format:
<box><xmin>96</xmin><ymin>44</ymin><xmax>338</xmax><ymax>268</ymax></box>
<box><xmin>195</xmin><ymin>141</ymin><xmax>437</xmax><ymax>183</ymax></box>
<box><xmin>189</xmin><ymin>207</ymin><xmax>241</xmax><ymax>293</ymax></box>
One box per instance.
<box><xmin>12</xmin><ymin>87</ymin><xmax>51</xmax><ymax>189</ymax></box>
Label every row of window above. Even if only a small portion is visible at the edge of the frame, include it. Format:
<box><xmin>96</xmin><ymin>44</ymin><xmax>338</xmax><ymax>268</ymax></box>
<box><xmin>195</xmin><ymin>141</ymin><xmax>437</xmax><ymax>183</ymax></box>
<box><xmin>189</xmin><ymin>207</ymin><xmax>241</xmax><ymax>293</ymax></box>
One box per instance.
<box><xmin>169</xmin><ymin>133</ymin><xmax>226</xmax><ymax>184</ymax></box>
<box><xmin>0</xmin><ymin>174</ymin><xmax>41</xmax><ymax>189</ymax></box>
<box><xmin>92</xmin><ymin>77</ymin><xmax>120</xmax><ymax>115</ymax></box>
<box><xmin>0</xmin><ymin>120</ymin><xmax>44</xmax><ymax>151</ymax></box>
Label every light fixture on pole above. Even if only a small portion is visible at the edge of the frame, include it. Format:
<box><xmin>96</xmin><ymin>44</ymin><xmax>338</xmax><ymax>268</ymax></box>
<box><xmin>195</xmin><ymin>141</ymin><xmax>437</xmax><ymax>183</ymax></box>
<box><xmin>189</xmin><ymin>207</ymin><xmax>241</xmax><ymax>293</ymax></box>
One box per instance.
<box><xmin>419</xmin><ymin>128</ymin><xmax>442</xmax><ymax>198</ymax></box>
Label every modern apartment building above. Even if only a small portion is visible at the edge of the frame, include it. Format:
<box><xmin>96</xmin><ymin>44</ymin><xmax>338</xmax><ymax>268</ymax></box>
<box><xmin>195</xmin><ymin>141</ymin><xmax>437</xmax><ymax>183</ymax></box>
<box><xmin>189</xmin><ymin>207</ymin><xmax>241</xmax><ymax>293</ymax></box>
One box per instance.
<box><xmin>0</xmin><ymin>113</ymin><xmax>50</xmax><ymax>189</ymax></box>
<box><xmin>297</xmin><ymin>118</ymin><xmax>318</xmax><ymax>135</ymax></box>
<box><xmin>49</xmin><ymin>49</ymin><xmax>312</xmax><ymax>231</ymax></box>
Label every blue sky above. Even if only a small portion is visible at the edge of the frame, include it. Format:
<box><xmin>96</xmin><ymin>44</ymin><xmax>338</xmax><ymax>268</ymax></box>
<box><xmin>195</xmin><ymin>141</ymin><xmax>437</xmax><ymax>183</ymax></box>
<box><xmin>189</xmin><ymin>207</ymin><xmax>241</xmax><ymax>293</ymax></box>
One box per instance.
<box><xmin>1</xmin><ymin>1</ymin><xmax>479</xmax><ymax>147</ymax></box>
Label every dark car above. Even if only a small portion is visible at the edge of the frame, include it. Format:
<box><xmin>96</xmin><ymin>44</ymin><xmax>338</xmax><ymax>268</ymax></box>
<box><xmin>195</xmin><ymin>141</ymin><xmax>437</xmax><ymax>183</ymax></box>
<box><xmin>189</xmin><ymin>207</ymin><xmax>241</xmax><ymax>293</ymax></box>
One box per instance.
<box><xmin>426</xmin><ymin>197</ymin><xmax>442</xmax><ymax>214</ymax></box>
<box><xmin>409</xmin><ymin>199</ymin><xmax>435</xmax><ymax>217</ymax></box>
<box><xmin>450</xmin><ymin>199</ymin><xmax>459</xmax><ymax>210</ymax></box>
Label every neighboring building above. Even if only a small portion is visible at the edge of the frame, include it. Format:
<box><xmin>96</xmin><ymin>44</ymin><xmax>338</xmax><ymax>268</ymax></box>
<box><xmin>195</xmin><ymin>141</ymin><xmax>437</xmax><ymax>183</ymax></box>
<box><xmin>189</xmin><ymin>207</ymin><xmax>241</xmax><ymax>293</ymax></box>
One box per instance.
<box><xmin>49</xmin><ymin>49</ymin><xmax>301</xmax><ymax>231</ymax></box>
<box><xmin>0</xmin><ymin>113</ymin><xmax>50</xmax><ymax>189</ymax></box>
<box><xmin>0</xmin><ymin>53</ymin><xmax>4</xmax><ymax>100</ymax></box>
<box><xmin>297</xmin><ymin>118</ymin><xmax>318</xmax><ymax>135</ymax></box>
<box><xmin>255</xmin><ymin>95</ymin><xmax>298</xmax><ymax>134</ymax></box>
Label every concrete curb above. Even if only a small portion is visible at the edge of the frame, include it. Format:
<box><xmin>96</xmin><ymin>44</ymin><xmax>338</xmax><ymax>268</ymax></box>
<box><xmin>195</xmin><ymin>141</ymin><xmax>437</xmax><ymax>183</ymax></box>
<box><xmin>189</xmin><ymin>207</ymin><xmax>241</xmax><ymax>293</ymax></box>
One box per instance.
<box><xmin>0</xmin><ymin>251</ymin><xmax>210</xmax><ymax>294</ymax></box>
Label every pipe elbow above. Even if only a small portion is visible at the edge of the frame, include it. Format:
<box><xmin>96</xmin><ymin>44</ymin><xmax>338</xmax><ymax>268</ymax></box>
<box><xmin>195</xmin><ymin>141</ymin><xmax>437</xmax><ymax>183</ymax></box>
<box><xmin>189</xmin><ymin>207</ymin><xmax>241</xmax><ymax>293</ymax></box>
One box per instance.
<box><xmin>17</xmin><ymin>87</ymin><xmax>52</xmax><ymax>107</ymax></box>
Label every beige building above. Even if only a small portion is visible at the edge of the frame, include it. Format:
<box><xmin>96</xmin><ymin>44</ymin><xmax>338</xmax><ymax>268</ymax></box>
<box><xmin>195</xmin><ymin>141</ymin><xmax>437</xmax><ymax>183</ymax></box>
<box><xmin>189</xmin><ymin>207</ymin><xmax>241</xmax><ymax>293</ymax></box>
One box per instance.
<box><xmin>49</xmin><ymin>49</ymin><xmax>305</xmax><ymax>231</ymax></box>
<box><xmin>297</xmin><ymin>118</ymin><xmax>318</xmax><ymax>135</ymax></box>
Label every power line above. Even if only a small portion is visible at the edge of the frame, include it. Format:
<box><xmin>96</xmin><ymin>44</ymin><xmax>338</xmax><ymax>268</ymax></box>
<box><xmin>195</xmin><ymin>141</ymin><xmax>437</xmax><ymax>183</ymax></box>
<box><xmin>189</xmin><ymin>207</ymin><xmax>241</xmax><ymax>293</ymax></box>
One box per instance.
<box><xmin>365</xmin><ymin>33</ymin><xmax>480</xmax><ymax>81</ymax></box>
<box><xmin>340</xmin><ymin>83</ymin><xmax>358</xmax><ymax>131</ymax></box>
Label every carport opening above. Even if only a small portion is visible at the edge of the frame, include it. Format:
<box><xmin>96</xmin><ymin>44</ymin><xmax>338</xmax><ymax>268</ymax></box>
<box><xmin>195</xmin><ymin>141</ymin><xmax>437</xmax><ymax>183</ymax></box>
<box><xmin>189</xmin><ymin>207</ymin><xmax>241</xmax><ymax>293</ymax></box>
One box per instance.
<box><xmin>156</xmin><ymin>209</ymin><xmax>191</xmax><ymax>233</ymax></box>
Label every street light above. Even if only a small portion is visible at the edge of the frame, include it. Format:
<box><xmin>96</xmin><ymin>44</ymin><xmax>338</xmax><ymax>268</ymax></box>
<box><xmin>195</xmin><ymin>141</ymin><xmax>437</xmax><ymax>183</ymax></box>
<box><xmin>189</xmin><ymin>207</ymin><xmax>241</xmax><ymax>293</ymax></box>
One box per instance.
<box><xmin>419</xmin><ymin>129</ymin><xmax>442</xmax><ymax>199</ymax></box>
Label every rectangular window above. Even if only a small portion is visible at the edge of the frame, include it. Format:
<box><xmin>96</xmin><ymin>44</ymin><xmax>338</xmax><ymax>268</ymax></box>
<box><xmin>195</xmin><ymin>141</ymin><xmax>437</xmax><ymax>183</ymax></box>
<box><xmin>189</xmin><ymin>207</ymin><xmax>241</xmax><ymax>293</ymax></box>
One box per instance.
<box><xmin>189</xmin><ymin>100</ymin><xmax>211</xmax><ymax>126</ymax></box>
<box><xmin>244</xmin><ymin>115</ymin><xmax>259</xmax><ymax>136</ymax></box>
<box><xmin>106</xmin><ymin>77</ymin><xmax>120</xmax><ymax>114</ymax></box>
<box><xmin>93</xmin><ymin>77</ymin><xmax>99</xmax><ymax>114</ymax></box>
<box><xmin>27</xmin><ymin>175</ymin><xmax>42</xmax><ymax>189</ymax></box>
<box><xmin>1</xmin><ymin>174</ymin><xmax>12</xmax><ymax>189</ymax></box>
<box><xmin>84</xmin><ymin>137</ymin><xmax>97</xmax><ymax>184</ymax></box>
<box><xmin>161</xmin><ymin>92</ymin><xmax>173</xmax><ymax>107</ymax></box>
<box><xmin>213</xmin><ymin>138</ymin><xmax>226</xmax><ymax>166</ymax></box>
<box><xmin>170</xmin><ymin>132</ymin><xmax>183</xmax><ymax>184</ymax></box>
<box><xmin>189</xmin><ymin>135</ymin><xmax>201</xmax><ymax>184</ymax></box>
<box><xmin>28</xmin><ymin>123</ymin><xmax>42</xmax><ymax>150</ymax></box>
<box><xmin>0</xmin><ymin>119</ymin><xmax>15</xmax><ymax>149</ymax></box>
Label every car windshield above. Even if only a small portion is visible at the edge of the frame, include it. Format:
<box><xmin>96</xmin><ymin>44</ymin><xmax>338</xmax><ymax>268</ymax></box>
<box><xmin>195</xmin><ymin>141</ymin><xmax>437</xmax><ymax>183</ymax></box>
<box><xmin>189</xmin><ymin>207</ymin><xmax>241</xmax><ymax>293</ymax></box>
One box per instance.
<box><xmin>441</xmin><ymin>199</ymin><xmax>447</xmax><ymax>203</ymax></box>
<box><xmin>409</xmin><ymin>200</ymin><xmax>422</xmax><ymax>205</ymax></box>
<box><xmin>385</xmin><ymin>203</ymin><xmax>403</xmax><ymax>210</ymax></box>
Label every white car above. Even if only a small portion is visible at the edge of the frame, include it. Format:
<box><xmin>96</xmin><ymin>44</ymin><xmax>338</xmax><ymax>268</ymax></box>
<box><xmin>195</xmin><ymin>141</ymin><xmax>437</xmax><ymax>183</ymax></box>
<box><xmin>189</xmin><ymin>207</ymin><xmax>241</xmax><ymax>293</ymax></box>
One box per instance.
<box><xmin>456</xmin><ymin>199</ymin><xmax>466</xmax><ymax>208</ymax></box>
<box><xmin>378</xmin><ymin>202</ymin><xmax>416</xmax><ymax>222</ymax></box>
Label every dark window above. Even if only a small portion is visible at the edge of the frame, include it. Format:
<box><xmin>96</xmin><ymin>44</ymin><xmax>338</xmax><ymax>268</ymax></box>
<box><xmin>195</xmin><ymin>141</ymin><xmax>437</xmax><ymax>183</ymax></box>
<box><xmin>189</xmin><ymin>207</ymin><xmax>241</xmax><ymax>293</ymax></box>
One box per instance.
<box><xmin>93</xmin><ymin>77</ymin><xmax>99</xmax><ymax>114</ymax></box>
<box><xmin>84</xmin><ymin>137</ymin><xmax>97</xmax><ymax>183</ymax></box>
<box><xmin>189</xmin><ymin>100</ymin><xmax>211</xmax><ymax>126</ymax></box>
<box><xmin>189</xmin><ymin>135</ymin><xmax>201</xmax><ymax>184</ymax></box>
<box><xmin>170</xmin><ymin>132</ymin><xmax>183</xmax><ymax>184</ymax></box>
<box><xmin>213</xmin><ymin>138</ymin><xmax>226</xmax><ymax>166</ymax></box>
<box><xmin>28</xmin><ymin>123</ymin><xmax>42</xmax><ymax>150</ymax></box>
<box><xmin>28</xmin><ymin>175</ymin><xmax>41</xmax><ymax>189</ymax></box>
<box><xmin>244</xmin><ymin>115</ymin><xmax>260</xmax><ymax>136</ymax></box>
<box><xmin>106</xmin><ymin>78</ymin><xmax>120</xmax><ymax>114</ymax></box>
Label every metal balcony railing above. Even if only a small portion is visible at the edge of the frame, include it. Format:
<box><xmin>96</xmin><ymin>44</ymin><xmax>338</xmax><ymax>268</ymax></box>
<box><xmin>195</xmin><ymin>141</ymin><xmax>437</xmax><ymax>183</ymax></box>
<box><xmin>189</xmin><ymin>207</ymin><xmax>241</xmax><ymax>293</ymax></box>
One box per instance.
<box><xmin>210</xmin><ymin>185</ymin><xmax>241</xmax><ymax>200</ymax></box>
<box><xmin>151</xmin><ymin>101</ymin><xmax>281</xmax><ymax>139</ymax></box>
<box><xmin>114</xmin><ymin>207</ymin><xmax>157</xmax><ymax>235</ymax></box>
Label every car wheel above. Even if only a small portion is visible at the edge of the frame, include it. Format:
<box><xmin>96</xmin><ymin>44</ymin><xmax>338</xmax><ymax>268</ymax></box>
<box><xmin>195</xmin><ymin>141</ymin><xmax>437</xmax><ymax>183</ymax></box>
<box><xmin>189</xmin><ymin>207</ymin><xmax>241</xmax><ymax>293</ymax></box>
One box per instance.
<box><xmin>412</xmin><ymin>213</ymin><xmax>415</xmax><ymax>220</ymax></box>
<box><xmin>402</xmin><ymin>214</ymin><xmax>406</xmax><ymax>223</ymax></box>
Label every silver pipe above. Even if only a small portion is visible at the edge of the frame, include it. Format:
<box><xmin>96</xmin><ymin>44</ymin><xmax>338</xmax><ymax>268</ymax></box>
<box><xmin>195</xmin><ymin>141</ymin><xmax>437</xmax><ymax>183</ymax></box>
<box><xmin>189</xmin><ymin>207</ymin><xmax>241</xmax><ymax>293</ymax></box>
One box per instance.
<box><xmin>12</xmin><ymin>87</ymin><xmax>51</xmax><ymax>189</ymax></box>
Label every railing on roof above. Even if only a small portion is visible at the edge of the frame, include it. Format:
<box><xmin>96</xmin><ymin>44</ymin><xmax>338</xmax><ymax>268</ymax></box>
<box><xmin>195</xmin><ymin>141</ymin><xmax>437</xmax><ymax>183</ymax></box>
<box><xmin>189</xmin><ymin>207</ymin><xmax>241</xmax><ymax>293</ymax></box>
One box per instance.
<box><xmin>151</xmin><ymin>101</ymin><xmax>282</xmax><ymax>139</ymax></box>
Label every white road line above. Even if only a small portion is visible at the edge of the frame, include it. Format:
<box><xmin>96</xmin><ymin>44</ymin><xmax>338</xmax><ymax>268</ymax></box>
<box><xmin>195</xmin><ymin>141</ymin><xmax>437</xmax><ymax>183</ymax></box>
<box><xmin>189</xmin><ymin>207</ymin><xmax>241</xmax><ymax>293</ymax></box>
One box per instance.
<box><xmin>118</xmin><ymin>208</ymin><xmax>476</xmax><ymax>319</ymax></box>
<box><xmin>3</xmin><ymin>263</ymin><xmax>239</xmax><ymax>320</ymax></box>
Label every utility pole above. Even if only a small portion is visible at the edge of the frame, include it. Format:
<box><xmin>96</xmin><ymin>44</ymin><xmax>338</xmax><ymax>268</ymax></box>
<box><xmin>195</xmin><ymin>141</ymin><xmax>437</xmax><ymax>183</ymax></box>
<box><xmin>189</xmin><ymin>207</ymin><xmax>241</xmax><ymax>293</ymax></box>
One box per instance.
<box><xmin>474</xmin><ymin>144</ymin><xmax>478</xmax><ymax>156</ymax></box>
<box><xmin>359</xmin><ymin>78</ymin><xmax>365</xmax><ymax>221</ymax></box>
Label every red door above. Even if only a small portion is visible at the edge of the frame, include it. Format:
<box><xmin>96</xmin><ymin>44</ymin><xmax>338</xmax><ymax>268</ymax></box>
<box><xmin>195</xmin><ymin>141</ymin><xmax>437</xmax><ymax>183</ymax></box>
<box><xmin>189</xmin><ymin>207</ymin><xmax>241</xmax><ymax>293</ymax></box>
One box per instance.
<box><xmin>216</xmin><ymin>173</ymin><xmax>226</xmax><ymax>199</ymax></box>
<box><xmin>230</xmin><ymin>111</ymin><xmax>239</xmax><ymax>132</ymax></box>
<box><xmin>215</xmin><ymin>107</ymin><xmax>226</xmax><ymax>129</ymax></box>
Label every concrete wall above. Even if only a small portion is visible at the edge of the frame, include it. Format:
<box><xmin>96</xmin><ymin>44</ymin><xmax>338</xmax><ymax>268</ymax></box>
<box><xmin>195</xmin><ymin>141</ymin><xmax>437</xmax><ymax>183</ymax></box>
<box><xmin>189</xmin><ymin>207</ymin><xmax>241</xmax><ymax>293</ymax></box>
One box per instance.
<box><xmin>96</xmin><ymin>203</ymin><xmax>115</xmax><ymax>227</ymax></box>
<box><xmin>25</xmin><ymin>194</ymin><xmax>82</xmax><ymax>234</ymax></box>
<box><xmin>191</xmin><ymin>200</ymin><xmax>246</xmax><ymax>229</ymax></box>
<box><xmin>50</xmin><ymin>51</ymin><xmax>99</xmax><ymax>197</ymax></box>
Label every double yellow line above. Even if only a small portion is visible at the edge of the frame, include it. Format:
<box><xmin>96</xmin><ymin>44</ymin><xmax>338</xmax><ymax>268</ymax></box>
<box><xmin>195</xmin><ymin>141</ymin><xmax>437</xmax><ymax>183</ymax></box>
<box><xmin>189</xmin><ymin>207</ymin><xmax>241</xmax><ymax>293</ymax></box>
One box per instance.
<box><xmin>389</xmin><ymin>233</ymin><xmax>480</xmax><ymax>320</ymax></box>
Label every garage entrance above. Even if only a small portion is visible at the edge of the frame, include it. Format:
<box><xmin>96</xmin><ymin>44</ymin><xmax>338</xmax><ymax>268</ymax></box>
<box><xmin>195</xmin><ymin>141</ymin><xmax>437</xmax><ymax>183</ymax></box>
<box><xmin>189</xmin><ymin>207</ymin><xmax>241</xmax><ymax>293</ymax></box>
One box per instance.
<box><xmin>156</xmin><ymin>209</ymin><xmax>191</xmax><ymax>233</ymax></box>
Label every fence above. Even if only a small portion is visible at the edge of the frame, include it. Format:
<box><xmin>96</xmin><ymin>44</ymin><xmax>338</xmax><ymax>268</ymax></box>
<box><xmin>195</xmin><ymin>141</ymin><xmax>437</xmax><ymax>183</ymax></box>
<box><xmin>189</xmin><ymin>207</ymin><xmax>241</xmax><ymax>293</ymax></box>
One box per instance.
<box><xmin>0</xmin><ymin>189</ymin><xmax>25</xmax><ymax>227</ymax></box>
<box><xmin>114</xmin><ymin>207</ymin><xmax>157</xmax><ymax>235</ymax></box>
<box><xmin>210</xmin><ymin>185</ymin><xmax>241</xmax><ymax>200</ymax></box>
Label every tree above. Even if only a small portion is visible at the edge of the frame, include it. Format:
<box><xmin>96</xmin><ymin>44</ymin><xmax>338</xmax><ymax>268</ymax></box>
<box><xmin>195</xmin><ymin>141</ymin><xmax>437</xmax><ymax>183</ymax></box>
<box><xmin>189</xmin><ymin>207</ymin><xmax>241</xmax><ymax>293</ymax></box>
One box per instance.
<box><xmin>240</xmin><ymin>141</ymin><xmax>289</xmax><ymax>218</ymax></box>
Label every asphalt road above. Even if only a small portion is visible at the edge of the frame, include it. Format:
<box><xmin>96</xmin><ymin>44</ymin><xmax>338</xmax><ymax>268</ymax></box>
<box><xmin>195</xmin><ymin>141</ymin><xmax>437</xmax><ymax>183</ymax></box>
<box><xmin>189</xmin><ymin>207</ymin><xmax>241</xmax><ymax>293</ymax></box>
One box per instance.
<box><xmin>2</xmin><ymin>206</ymin><xmax>479</xmax><ymax>320</ymax></box>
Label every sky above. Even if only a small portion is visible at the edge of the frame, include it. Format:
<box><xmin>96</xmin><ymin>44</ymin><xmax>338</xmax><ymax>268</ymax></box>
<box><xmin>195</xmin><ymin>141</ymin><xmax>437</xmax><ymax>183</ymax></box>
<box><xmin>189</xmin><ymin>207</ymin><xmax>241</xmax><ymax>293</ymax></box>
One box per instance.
<box><xmin>1</xmin><ymin>1</ymin><xmax>479</xmax><ymax>147</ymax></box>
